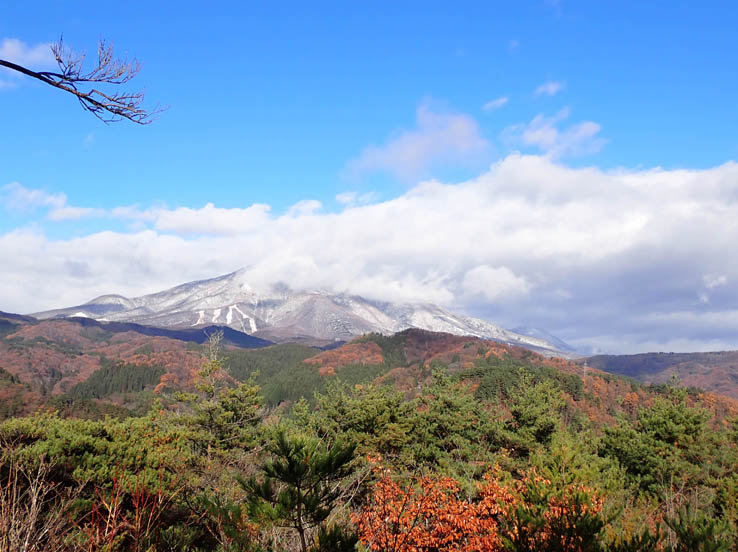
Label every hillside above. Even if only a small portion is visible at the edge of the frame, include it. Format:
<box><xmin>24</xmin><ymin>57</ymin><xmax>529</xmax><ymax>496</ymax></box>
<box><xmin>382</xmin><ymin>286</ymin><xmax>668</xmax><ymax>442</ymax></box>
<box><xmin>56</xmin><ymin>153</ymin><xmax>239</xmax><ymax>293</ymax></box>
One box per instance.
<box><xmin>586</xmin><ymin>351</ymin><xmax>738</xmax><ymax>399</ymax></box>
<box><xmin>0</xmin><ymin>311</ymin><xmax>270</xmax><ymax>417</ymax></box>
<box><xmin>3</xmin><ymin>308</ymin><xmax>737</xmax><ymax>429</ymax></box>
<box><xmin>223</xmin><ymin>328</ymin><xmax>738</xmax><ymax>428</ymax></box>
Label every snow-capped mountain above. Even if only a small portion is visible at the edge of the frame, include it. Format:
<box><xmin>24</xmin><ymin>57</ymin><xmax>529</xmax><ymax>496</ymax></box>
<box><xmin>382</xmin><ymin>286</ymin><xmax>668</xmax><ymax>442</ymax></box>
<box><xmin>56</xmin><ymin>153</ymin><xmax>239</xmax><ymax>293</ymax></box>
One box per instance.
<box><xmin>32</xmin><ymin>269</ymin><xmax>572</xmax><ymax>355</ymax></box>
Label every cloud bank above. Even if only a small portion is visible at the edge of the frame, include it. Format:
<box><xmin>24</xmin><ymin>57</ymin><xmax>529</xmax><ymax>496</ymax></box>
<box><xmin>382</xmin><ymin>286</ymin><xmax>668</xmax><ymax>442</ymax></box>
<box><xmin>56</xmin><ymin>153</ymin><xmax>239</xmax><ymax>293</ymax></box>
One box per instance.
<box><xmin>3</xmin><ymin>155</ymin><xmax>738</xmax><ymax>353</ymax></box>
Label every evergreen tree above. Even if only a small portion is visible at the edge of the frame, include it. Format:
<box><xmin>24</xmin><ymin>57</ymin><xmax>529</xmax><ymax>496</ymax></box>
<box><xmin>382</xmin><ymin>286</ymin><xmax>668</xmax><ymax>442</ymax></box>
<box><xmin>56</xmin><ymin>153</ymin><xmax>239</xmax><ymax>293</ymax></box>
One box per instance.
<box><xmin>505</xmin><ymin>377</ymin><xmax>565</xmax><ymax>458</ymax></box>
<box><xmin>242</xmin><ymin>429</ymin><xmax>357</xmax><ymax>552</ymax></box>
<box><xmin>176</xmin><ymin>332</ymin><xmax>263</xmax><ymax>459</ymax></box>
<box><xmin>408</xmin><ymin>367</ymin><xmax>499</xmax><ymax>473</ymax></box>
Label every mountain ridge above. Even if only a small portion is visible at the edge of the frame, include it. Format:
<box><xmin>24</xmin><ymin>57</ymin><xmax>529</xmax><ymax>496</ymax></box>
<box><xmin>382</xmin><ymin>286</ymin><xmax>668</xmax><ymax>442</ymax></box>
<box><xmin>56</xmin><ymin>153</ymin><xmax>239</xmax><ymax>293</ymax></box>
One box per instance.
<box><xmin>31</xmin><ymin>268</ymin><xmax>575</xmax><ymax>356</ymax></box>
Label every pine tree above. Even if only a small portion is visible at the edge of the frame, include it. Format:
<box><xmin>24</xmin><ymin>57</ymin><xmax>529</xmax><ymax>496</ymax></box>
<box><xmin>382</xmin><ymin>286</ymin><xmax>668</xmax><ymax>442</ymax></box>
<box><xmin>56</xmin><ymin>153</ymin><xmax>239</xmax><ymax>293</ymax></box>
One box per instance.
<box><xmin>242</xmin><ymin>429</ymin><xmax>357</xmax><ymax>552</ymax></box>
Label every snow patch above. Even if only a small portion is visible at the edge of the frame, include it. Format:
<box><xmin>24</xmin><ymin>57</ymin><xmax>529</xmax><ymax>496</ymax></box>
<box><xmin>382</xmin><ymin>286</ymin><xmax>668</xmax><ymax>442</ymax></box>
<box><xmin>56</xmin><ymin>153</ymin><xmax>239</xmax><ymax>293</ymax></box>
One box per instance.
<box><xmin>212</xmin><ymin>308</ymin><xmax>221</xmax><ymax>323</ymax></box>
<box><xmin>231</xmin><ymin>305</ymin><xmax>257</xmax><ymax>332</ymax></box>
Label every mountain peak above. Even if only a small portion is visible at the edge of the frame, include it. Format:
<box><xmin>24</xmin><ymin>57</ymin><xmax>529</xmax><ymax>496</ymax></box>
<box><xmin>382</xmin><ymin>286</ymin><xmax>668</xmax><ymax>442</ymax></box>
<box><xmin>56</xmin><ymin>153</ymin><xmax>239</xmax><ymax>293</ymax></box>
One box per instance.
<box><xmin>32</xmin><ymin>270</ymin><xmax>574</xmax><ymax>356</ymax></box>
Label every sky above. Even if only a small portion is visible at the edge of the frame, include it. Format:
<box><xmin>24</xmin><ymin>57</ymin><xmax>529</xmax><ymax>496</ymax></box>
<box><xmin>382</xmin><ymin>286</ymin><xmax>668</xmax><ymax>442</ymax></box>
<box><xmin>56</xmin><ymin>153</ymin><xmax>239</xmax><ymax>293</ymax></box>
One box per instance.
<box><xmin>1</xmin><ymin>1</ymin><xmax>738</xmax><ymax>353</ymax></box>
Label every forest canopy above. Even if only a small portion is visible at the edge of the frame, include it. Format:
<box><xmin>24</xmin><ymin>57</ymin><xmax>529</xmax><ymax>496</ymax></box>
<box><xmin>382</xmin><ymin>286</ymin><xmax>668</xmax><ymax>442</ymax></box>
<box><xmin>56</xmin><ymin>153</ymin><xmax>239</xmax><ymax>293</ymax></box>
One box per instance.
<box><xmin>1</xmin><ymin>332</ymin><xmax>737</xmax><ymax>551</ymax></box>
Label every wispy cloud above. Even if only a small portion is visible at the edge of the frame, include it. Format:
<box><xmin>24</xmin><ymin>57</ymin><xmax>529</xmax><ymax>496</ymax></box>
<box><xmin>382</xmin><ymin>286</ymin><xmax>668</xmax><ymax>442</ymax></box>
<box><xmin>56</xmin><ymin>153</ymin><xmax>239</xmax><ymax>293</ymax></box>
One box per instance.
<box><xmin>345</xmin><ymin>101</ymin><xmax>490</xmax><ymax>181</ymax></box>
<box><xmin>335</xmin><ymin>191</ymin><xmax>379</xmax><ymax>206</ymax></box>
<box><xmin>699</xmin><ymin>274</ymin><xmax>728</xmax><ymax>303</ymax></box>
<box><xmin>83</xmin><ymin>132</ymin><xmax>96</xmax><ymax>149</ymax></box>
<box><xmin>1</xmin><ymin>182</ymin><xmax>66</xmax><ymax>211</ymax></box>
<box><xmin>1</xmin><ymin>182</ymin><xmax>104</xmax><ymax>221</ymax></box>
<box><xmin>534</xmin><ymin>80</ymin><xmax>565</xmax><ymax>97</ymax></box>
<box><xmin>502</xmin><ymin>107</ymin><xmax>606</xmax><ymax>159</ymax></box>
<box><xmin>47</xmin><ymin>206</ymin><xmax>107</xmax><ymax>221</ymax></box>
<box><xmin>483</xmin><ymin>96</ymin><xmax>509</xmax><ymax>111</ymax></box>
<box><xmin>286</xmin><ymin>200</ymin><xmax>322</xmax><ymax>218</ymax></box>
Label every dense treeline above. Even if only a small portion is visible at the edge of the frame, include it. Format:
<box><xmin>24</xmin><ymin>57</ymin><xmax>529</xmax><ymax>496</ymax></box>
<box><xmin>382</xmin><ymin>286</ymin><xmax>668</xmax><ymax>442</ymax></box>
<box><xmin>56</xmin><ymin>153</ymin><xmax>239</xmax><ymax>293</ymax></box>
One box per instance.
<box><xmin>1</xmin><ymin>334</ymin><xmax>737</xmax><ymax>551</ymax></box>
<box><xmin>355</xmin><ymin>332</ymin><xmax>408</xmax><ymax>368</ymax></box>
<box><xmin>225</xmin><ymin>344</ymin><xmax>321</xmax><ymax>389</ymax></box>
<box><xmin>224</xmin><ymin>344</ymin><xmax>392</xmax><ymax>406</ymax></box>
<box><xmin>460</xmin><ymin>351</ymin><xmax>586</xmax><ymax>402</ymax></box>
<box><xmin>70</xmin><ymin>359</ymin><xmax>166</xmax><ymax>399</ymax></box>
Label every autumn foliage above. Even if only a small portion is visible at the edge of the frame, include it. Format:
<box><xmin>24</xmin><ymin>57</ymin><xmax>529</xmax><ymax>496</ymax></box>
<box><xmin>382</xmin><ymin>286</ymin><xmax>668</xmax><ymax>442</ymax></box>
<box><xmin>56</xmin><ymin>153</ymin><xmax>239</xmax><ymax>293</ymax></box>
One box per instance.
<box><xmin>353</xmin><ymin>474</ymin><xmax>504</xmax><ymax>551</ymax></box>
<box><xmin>353</xmin><ymin>465</ymin><xmax>604</xmax><ymax>552</ymax></box>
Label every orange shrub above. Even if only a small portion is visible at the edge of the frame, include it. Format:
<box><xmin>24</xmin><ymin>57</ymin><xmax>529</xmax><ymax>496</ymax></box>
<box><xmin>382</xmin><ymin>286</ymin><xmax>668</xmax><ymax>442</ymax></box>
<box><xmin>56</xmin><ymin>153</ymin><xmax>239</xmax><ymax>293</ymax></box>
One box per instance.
<box><xmin>354</xmin><ymin>467</ymin><xmax>605</xmax><ymax>552</ymax></box>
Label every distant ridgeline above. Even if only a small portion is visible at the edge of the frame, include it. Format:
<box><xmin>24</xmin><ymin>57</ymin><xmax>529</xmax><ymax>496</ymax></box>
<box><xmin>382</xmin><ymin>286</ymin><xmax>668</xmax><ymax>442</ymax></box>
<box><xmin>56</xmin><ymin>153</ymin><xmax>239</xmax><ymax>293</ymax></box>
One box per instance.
<box><xmin>50</xmin><ymin>316</ymin><xmax>274</xmax><ymax>348</ymax></box>
<box><xmin>586</xmin><ymin>350</ymin><xmax>738</xmax><ymax>399</ymax></box>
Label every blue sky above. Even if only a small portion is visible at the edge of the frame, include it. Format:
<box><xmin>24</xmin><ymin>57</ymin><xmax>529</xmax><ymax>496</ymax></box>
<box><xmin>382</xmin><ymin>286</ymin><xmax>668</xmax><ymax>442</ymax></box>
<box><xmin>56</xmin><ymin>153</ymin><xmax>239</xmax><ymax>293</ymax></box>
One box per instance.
<box><xmin>2</xmin><ymin>1</ymin><xmax>738</xmax><ymax>352</ymax></box>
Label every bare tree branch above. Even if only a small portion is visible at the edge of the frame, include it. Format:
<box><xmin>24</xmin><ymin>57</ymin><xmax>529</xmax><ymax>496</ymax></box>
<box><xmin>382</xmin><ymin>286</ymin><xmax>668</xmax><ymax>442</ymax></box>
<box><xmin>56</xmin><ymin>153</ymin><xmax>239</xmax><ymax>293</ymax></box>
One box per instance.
<box><xmin>0</xmin><ymin>37</ymin><xmax>163</xmax><ymax>124</ymax></box>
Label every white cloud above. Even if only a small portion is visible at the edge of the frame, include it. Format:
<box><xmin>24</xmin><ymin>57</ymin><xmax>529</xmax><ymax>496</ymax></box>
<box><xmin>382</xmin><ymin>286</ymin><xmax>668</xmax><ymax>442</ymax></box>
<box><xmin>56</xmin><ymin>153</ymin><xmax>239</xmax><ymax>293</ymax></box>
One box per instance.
<box><xmin>704</xmin><ymin>274</ymin><xmax>728</xmax><ymax>290</ymax></box>
<box><xmin>462</xmin><ymin>265</ymin><xmax>531</xmax><ymax>300</ymax></box>
<box><xmin>336</xmin><ymin>191</ymin><xmax>357</xmax><ymax>205</ymax></box>
<box><xmin>699</xmin><ymin>274</ymin><xmax>728</xmax><ymax>303</ymax></box>
<box><xmin>503</xmin><ymin>108</ymin><xmax>606</xmax><ymax>159</ymax></box>
<box><xmin>153</xmin><ymin>203</ymin><xmax>272</xmax><ymax>235</ymax></box>
<box><xmin>110</xmin><ymin>205</ymin><xmax>157</xmax><ymax>221</ymax></box>
<box><xmin>286</xmin><ymin>200</ymin><xmax>322</xmax><ymax>217</ymax></box>
<box><xmin>0</xmin><ymin>38</ymin><xmax>56</xmax><ymax>89</ymax></box>
<box><xmin>0</xmin><ymin>38</ymin><xmax>55</xmax><ymax>68</ymax></box>
<box><xmin>1</xmin><ymin>182</ymin><xmax>107</xmax><ymax>221</ymax></box>
<box><xmin>4</xmin><ymin>156</ymin><xmax>738</xmax><ymax>353</ymax></box>
<box><xmin>2</xmin><ymin>182</ymin><xmax>66</xmax><ymax>211</ymax></box>
<box><xmin>335</xmin><ymin>191</ymin><xmax>379</xmax><ymax>206</ymax></box>
<box><xmin>47</xmin><ymin>206</ymin><xmax>107</xmax><ymax>221</ymax></box>
<box><xmin>345</xmin><ymin>101</ymin><xmax>490</xmax><ymax>181</ymax></box>
<box><xmin>483</xmin><ymin>96</ymin><xmax>509</xmax><ymax>111</ymax></box>
<box><xmin>534</xmin><ymin>80</ymin><xmax>565</xmax><ymax>97</ymax></box>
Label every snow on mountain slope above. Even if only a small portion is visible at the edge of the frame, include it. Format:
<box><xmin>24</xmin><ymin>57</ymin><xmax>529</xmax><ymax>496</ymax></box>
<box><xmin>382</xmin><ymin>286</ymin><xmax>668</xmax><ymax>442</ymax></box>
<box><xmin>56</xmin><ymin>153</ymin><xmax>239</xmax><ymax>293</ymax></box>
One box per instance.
<box><xmin>32</xmin><ymin>268</ymin><xmax>572</xmax><ymax>355</ymax></box>
<box><xmin>512</xmin><ymin>326</ymin><xmax>577</xmax><ymax>352</ymax></box>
